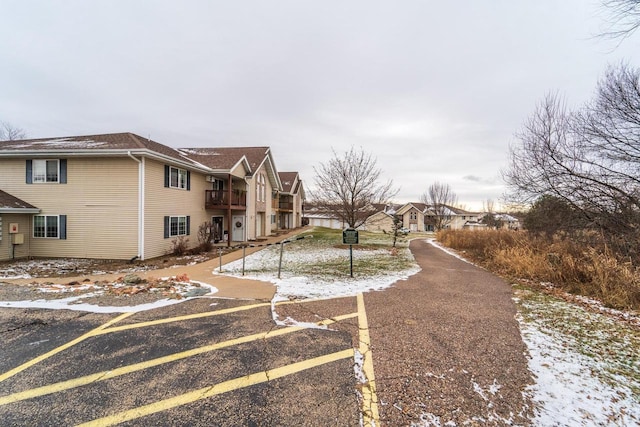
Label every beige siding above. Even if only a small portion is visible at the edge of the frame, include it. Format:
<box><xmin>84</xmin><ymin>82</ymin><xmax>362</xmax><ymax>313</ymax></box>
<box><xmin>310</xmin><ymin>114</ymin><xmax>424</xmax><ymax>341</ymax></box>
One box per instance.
<box><xmin>143</xmin><ymin>159</ymin><xmax>210</xmax><ymax>259</ymax></box>
<box><xmin>230</xmin><ymin>162</ymin><xmax>249</xmax><ymax>179</ymax></box>
<box><xmin>293</xmin><ymin>191</ymin><xmax>303</xmax><ymax>227</ymax></box>
<box><xmin>248</xmin><ymin>168</ymin><xmax>274</xmax><ymax>239</ymax></box>
<box><xmin>245</xmin><ymin>174</ymin><xmax>255</xmax><ymax>240</ymax></box>
<box><xmin>264</xmin><ymin>176</ymin><xmax>274</xmax><ymax>237</ymax></box>
<box><xmin>364</xmin><ymin>213</ymin><xmax>394</xmax><ymax>232</ymax></box>
<box><xmin>0</xmin><ymin>214</ymin><xmax>32</xmax><ymax>260</ymax></box>
<box><xmin>0</xmin><ymin>157</ymin><xmax>138</xmax><ymax>259</ymax></box>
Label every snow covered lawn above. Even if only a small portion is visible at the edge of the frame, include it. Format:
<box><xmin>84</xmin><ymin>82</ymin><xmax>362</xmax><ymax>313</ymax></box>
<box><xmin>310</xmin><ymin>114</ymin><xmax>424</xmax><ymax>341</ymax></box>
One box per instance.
<box><xmin>216</xmin><ymin>242</ymin><xmax>420</xmax><ymax>301</ymax></box>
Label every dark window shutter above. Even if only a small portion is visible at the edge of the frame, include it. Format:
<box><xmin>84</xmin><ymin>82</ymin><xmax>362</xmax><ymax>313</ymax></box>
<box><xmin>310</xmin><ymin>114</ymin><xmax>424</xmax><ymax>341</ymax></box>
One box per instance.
<box><xmin>186</xmin><ymin>216</ymin><xmax>191</xmax><ymax>235</ymax></box>
<box><xmin>59</xmin><ymin>159</ymin><xmax>67</xmax><ymax>184</ymax></box>
<box><xmin>164</xmin><ymin>165</ymin><xmax>170</xmax><ymax>188</ymax></box>
<box><xmin>26</xmin><ymin>160</ymin><xmax>33</xmax><ymax>184</ymax></box>
<box><xmin>164</xmin><ymin>216</ymin><xmax>170</xmax><ymax>238</ymax></box>
<box><xmin>59</xmin><ymin>215</ymin><xmax>67</xmax><ymax>240</ymax></box>
<box><xmin>186</xmin><ymin>171</ymin><xmax>191</xmax><ymax>191</ymax></box>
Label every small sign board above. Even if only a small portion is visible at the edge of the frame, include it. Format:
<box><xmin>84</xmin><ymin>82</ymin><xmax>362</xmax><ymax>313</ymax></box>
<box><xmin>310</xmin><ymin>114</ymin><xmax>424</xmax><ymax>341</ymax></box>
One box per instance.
<box><xmin>342</xmin><ymin>228</ymin><xmax>359</xmax><ymax>245</ymax></box>
<box><xmin>9</xmin><ymin>223</ymin><xmax>19</xmax><ymax>234</ymax></box>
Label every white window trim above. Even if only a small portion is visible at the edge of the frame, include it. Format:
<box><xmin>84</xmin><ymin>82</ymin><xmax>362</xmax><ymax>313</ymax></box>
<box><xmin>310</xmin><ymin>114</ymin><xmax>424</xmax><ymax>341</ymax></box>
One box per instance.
<box><xmin>169</xmin><ymin>166</ymin><xmax>188</xmax><ymax>190</ymax></box>
<box><xmin>33</xmin><ymin>215</ymin><xmax>59</xmax><ymax>238</ymax></box>
<box><xmin>33</xmin><ymin>159</ymin><xmax>60</xmax><ymax>184</ymax></box>
<box><xmin>169</xmin><ymin>216</ymin><xmax>187</xmax><ymax>237</ymax></box>
<box><xmin>257</xmin><ymin>173</ymin><xmax>266</xmax><ymax>202</ymax></box>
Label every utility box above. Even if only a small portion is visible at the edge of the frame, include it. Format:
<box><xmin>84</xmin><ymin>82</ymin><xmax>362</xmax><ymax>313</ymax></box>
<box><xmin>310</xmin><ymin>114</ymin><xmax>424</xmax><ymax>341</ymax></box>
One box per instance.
<box><xmin>13</xmin><ymin>233</ymin><xmax>24</xmax><ymax>245</ymax></box>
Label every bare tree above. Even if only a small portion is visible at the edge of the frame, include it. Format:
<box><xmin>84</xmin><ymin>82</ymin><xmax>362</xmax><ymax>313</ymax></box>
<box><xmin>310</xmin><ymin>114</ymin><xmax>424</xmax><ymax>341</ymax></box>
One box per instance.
<box><xmin>503</xmin><ymin>64</ymin><xmax>640</xmax><ymax>255</ymax></box>
<box><xmin>482</xmin><ymin>199</ymin><xmax>496</xmax><ymax>214</ymax></box>
<box><xmin>421</xmin><ymin>182</ymin><xmax>458</xmax><ymax>231</ymax></box>
<box><xmin>0</xmin><ymin>121</ymin><xmax>27</xmax><ymax>141</ymax></box>
<box><xmin>481</xmin><ymin>198</ymin><xmax>503</xmax><ymax>229</ymax></box>
<box><xmin>601</xmin><ymin>0</ymin><xmax>640</xmax><ymax>40</ymax></box>
<box><xmin>312</xmin><ymin>146</ymin><xmax>397</xmax><ymax>229</ymax></box>
<box><xmin>502</xmin><ymin>93</ymin><xmax>576</xmax><ymax>206</ymax></box>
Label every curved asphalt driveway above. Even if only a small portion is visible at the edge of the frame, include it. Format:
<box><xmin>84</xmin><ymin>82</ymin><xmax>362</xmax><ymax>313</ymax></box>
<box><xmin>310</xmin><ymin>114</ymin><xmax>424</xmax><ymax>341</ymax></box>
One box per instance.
<box><xmin>365</xmin><ymin>238</ymin><xmax>533</xmax><ymax>426</ymax></box>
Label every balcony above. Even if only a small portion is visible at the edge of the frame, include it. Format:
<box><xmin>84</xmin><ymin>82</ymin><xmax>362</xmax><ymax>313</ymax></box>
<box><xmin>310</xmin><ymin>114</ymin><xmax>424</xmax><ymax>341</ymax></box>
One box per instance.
<box><xmin>205</xmin><ymin>189</ymin><xmax>247</xmax><ymax>210</ymax></box>
<box><xmin>279</xmin><ymin>201</ymin><xmax>294</xmax><ymax>211</ymax></box>
<box><xmin>278</xmin><ymin>196</ymin><xmax>294</xmax><ymax>212</ymax></box>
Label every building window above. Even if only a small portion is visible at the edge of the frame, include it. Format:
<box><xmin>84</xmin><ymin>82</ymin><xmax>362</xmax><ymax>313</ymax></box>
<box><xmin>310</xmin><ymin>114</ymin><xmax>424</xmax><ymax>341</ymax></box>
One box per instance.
<box><xmin>257</xmin><ymin>173</ymin><xmax>266</xmax><ymax>202</ymax></box>
<box><xmin>33</xmin><ymin>215</ymin><xmax>67</xmax><ymax>239</ymax></box>
<box><xmin>26</xmin><ymin>159</ymin><xmax>67</xmax><ymax>184</ymax></box>
<box><xmin>164</xmin><ymin>215</ymin><xmax>190</xmax><ymax>238</ymax></box>
<box><xmin>410</xmin><ymin>211</ymin><xmax>417</xmax><ymax>220</ymax></box>
<box><xmin>170</xmin><ymin>167</ymin><xmax>188</xmax><ymax>189</ymax></box>
<box><xmin>170</xmin><ymin>216</ymin><xmax>187</xmax><ymax>236</ymax></box>
<box><xmin>33</xmin><ymin>159</ymin><xmax>59</xmax><ymax>183</ymax></box>
<box><xmin>164</xmin><ymin>165</ymin><xmax>190</xmax><ymax>190</ymax></box>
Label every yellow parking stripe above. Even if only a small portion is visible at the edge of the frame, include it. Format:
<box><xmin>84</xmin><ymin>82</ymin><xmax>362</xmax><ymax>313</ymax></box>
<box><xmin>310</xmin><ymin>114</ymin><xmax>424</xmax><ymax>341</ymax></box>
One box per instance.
<box><xmin>357</xmin><ymin>292</ymin><xmax>380</xmax><ymax>426</ymax></box>
<box><xmin>0</xmin><ymin>312</ymin><xmax>358</xmax><ymax>406</ymax></box>
<box><xmin>94</xmin><ymin>302</ymin><xmax>271</xmax><ymax>335</ymax></box>
<box><xmin>77</xmin><ymin>348</ymin><xmax>355</xmax><ymax>427</ymax></box>
<box><xmin>0</xmin><ymin>312</ymin><xmax>133</xmax><ymax>383</ymax></box>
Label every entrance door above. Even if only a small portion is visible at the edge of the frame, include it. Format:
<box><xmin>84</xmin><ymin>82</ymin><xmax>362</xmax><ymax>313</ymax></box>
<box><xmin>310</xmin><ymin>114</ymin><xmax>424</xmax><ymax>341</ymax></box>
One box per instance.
<box><xmin>232</xmin><ymin>215</ymin><xmax>245</xmax><ymax>242</ymax></box>
<box><xmin>211</xmin><ymin>216</ymin><xmax>223</xmax><ymax>243</ymax></box>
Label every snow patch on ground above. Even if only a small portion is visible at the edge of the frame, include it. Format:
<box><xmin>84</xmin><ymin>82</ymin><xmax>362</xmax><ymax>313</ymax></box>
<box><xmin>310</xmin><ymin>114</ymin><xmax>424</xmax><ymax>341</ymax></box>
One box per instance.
<box><xmin>518</xmin><ymin>313</ymin><xmax>640</xmax><ymax>426</ymax></box>
<box><xmin>0</xmin><ymin>294</ymin><xmax>189</xmax><ymax>313</ymax></box>
<box><xmin>0</xmin><ymin>279</ymin><xmax>219</xmax><ymax>313</ymax></box>
<box><xmin>426</xmin><ymin>238</ymin><xmax>476</xmax><ymax>266</ymax></box>
<box><xmin>216</xmin><ymin>245</ymin><xmax>421</xmax><ymax>301</ymax></box>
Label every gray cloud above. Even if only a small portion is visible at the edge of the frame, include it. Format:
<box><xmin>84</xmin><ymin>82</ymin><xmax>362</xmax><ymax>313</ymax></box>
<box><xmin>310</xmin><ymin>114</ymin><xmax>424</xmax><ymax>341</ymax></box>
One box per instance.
<box><xmin>1</xmin><ymin>0</ymin><xmax>637</xmax><ymax>210</ymax></box>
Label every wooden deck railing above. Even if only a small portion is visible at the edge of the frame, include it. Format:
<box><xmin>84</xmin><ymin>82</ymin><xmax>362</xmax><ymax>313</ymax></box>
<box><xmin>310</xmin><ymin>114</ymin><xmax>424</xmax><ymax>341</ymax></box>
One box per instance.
<box><xmin>205</xmin><ymin>190</ymin><xmax>247</xmax><ymax>209</ymax></box>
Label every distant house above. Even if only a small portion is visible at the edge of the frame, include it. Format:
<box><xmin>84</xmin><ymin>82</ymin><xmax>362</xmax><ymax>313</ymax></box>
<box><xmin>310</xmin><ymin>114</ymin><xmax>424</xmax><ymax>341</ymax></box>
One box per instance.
<box><xmin>360</xmin><ymin>202</ymin><xmax>426</xmax><ymax>233</ymax></box>
<box><xmin>361</xmin><ymin>210</ymin><xmax>395</xmax><ymax>232</ymax></box>
<box><xmin>424</xmin><ymin>205</ymin><xmax>483</xmax><ymax>231</ymax></box>
<box><xmin>303</xmin><ymin>205</ymin><xmax>346</xmax><ymax>230</ymax></box>
<box><xmin>395</xmin><ymin>203</ymin><xmax>427</xmax><ymax>232</ymax></box>
<box><xmin>493</xmin><ymin>213</ymin><xmax>521</xmax><ymax>230</ymax></box>
<box><xmin>0</xmin><ymin>133</ymin><xmax>305</xmax><ymax>261</ymax></box>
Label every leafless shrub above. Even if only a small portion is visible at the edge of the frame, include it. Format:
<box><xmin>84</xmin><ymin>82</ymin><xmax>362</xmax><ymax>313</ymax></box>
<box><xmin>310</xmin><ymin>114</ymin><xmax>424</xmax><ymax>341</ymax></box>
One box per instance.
<box><xmin>169</xmin><ymin>236</ymin><xmax>190</xmax><ymax>256</ymax></box>
<box><xmin>195</xmin><ymin>221</ymin><xmax>214</xmax><ymax>253</ymax></box>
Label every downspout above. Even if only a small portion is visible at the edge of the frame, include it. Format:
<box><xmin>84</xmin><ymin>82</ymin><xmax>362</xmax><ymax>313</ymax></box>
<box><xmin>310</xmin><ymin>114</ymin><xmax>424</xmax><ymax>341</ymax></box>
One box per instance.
<box><xmin>128</xmin><ymin>152</ymin><xmax>144</xmax><ymax>260</ymax></box>
<box><xmin>227</xmin><ymin>173</ymin><xmax>232</xmax><ymax>247</ymax></box>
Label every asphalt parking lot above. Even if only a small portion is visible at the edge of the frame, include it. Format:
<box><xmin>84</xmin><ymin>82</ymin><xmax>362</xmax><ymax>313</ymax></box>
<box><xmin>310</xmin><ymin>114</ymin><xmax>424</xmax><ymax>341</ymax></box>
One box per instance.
<box><xmin>0</xmin><ymin>296</ymin><xmax>375</xmax><ymax>426</ymax></box>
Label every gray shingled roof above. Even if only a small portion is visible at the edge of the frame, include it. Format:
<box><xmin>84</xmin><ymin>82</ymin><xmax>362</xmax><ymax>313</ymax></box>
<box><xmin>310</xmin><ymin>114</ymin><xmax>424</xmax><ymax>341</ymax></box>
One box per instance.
<box><xmin>0</xmin><ymin>134</ymin><xmax>284</xmax><ymax>177</ymax></box>
<box><xmin>181</xmin><ymin>147</ymin><xmax>270</xmax><ymax>172</ymax></box>
<box><xmin>0</xmin><ymin>190</ymin><xmax>39</xmax><ymax>212</ymax></box>
<box><xmin>0</xmin><ymin>132</ymin><xmax>189</xmax><ymax>164</ymax></box>
<box><xmin>178</xmin><ymin>147</ymin><xmax>249</xmax><ymax>171</ymax></box>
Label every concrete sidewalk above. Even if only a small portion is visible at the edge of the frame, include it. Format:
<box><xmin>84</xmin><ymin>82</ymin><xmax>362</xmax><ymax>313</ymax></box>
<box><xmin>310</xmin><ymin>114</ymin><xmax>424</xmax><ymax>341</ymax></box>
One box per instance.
<box><xmin>2</xmin><ymin>228</ymin><xmax>310</xmax><ymax>300</ymax></box>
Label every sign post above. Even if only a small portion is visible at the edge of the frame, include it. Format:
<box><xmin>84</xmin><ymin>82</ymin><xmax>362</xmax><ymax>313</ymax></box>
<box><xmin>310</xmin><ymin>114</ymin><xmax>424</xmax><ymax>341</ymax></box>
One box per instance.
<box><xmin>342</xmin><ymin>228</ymin><xmax>359</xmax><ymax>278</ymax></box>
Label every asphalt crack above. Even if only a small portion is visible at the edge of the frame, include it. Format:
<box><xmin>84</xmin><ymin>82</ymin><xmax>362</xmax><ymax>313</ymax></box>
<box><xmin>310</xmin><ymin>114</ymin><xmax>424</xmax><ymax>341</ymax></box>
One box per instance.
<box><xmin>1</xmin><ymin>318</ymin><xmax>48</xmax><ymax>333</ymax></box>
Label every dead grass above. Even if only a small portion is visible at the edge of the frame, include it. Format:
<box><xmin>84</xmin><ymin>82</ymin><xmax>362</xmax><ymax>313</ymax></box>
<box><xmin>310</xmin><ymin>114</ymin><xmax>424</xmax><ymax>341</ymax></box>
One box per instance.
<box><xmin>438</xmin><ymin>229</ymin><xmax>640</xmax><ymax>311</ymax></box>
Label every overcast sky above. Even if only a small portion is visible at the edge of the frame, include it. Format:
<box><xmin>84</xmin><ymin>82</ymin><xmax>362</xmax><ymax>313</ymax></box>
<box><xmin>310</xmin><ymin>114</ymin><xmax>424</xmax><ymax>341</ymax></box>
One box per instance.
<box><xmin>1</xmin><ymin>1</ymin><xmax>638</xmax><ymax>210</ymax></box>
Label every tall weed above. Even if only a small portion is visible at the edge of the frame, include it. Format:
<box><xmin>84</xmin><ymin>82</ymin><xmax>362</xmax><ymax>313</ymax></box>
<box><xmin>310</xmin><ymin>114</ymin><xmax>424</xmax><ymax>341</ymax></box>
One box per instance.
<box><xmin>438</xmin><ymin>229</ymin><xmax>640</xmax><ymax>310</ymax></box>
